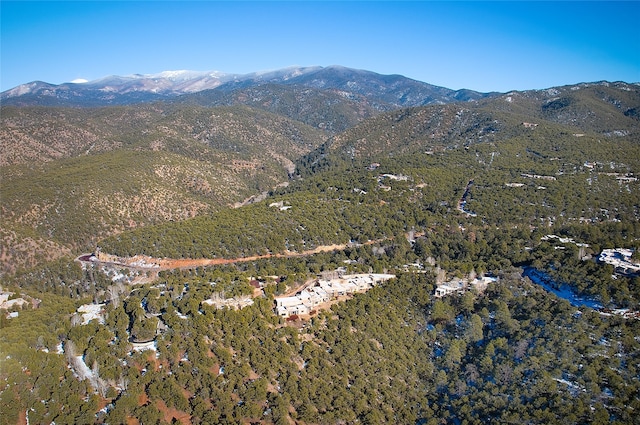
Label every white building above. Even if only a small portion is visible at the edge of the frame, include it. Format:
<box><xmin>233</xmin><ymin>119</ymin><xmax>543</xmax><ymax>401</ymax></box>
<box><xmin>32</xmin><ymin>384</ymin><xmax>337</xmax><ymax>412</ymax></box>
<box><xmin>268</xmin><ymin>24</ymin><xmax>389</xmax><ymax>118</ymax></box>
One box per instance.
<box><xmin>434</xmin><ymin>281</ymin><xmax>465</xmax><ymax>298</ymax></box>
<box><xmin>434</xmin><ymin>276</ymin><xmax>496</xmax><ymax>298</ymax></box>
<box><xmin>599</xmin><ymin>249</ymin><xmax>640</xmax><ymax>275</ymax></box>
<box><xmin>275</xmin><ymin>274</ymin><xmax>395</xmax><ymax>317</ymax></box>
<box><xmin>76</xmin><ymin>303</ymin><xmax>106</xmax><ymax>325</ymax></box>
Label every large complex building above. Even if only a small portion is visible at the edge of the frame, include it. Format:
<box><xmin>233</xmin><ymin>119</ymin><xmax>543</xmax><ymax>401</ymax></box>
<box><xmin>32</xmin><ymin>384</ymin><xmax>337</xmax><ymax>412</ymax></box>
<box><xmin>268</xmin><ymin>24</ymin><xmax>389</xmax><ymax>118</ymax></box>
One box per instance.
<box><xmin>275</xmin><ymin>274</ymin><xmax>395</xmax><ymax>318</ymax></box>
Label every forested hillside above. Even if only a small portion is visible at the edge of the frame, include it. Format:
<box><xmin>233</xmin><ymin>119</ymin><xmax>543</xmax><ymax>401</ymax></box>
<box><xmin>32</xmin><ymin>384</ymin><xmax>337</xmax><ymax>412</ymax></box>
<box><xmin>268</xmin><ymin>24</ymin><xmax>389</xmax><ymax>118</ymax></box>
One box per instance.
<box><xmin>175</xmin><ymin>83</ymin><xmax>384</xmax><ymax>134</ymax></box>
<box><xmin>302</xmin><ymin>81</ymin><xmax>640</xmax><ymax>165</ymax></box>
<box><xmin>1</xmin><ymin>79</ymin><xmax>639</xmax><ymax>424</ymax></box>
<box><xmin>0</xmin><ymin>104</ymin><xmax>326</xmax><ymax>274</ymax></box>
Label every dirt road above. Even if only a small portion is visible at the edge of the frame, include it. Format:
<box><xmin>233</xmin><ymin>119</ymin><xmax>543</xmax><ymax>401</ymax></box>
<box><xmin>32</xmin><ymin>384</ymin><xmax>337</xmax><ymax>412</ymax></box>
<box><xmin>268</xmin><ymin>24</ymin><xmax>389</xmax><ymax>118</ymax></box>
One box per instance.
<box><xmin>80</xmin><ymin>244</ymin><xmax>350</xmax><ymax>271</ymax></box>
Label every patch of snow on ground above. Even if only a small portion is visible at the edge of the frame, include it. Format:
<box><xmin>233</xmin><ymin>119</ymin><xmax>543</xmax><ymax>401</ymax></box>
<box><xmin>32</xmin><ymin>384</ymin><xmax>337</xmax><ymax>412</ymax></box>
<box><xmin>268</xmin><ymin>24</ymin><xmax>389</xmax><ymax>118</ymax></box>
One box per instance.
<box><xmin>523</xmin><ymin>268</ymin><xmax>603</xmax><ymax>309</ymax></box>
<box><xmin>71</xmin><ymin>355</ymin><xmax>95</xmax><ymax>382</ymax></box>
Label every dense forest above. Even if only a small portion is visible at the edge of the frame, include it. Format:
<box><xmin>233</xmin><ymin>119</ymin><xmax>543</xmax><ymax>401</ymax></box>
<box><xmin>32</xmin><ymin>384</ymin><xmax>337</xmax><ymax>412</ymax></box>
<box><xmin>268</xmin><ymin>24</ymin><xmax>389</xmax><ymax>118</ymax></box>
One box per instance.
<box><xmin>2</xmin><ymin>255</ymin><xmax>639</xmax><ymax>424</ymax></box>
<box><xmin>2</xmin><ymin>80</ymin><xmax>640</xmax><ymax>424</ymax></box>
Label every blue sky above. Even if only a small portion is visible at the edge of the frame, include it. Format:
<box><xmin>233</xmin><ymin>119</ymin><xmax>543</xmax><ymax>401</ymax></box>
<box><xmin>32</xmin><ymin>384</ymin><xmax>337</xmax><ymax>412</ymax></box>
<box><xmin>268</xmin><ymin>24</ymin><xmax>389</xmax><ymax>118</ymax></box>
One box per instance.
<box><xmin>1</xmin><ymin>1</ymin><xmax>639</xmax><ymax>93</ymax></box>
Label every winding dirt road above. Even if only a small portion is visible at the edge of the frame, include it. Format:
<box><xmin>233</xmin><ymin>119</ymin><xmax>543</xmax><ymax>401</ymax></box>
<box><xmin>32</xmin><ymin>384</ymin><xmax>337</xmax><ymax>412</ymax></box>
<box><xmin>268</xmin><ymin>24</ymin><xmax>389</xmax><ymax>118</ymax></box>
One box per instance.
<box><xmin>155</xmin><ymin>244</ymin><xmax>348</xmax><ymax>269</ymax></box>
<box><xmin>80</xmin><ymin>244</ymin><xmax>352</xmax><ymax>272</ymax></box>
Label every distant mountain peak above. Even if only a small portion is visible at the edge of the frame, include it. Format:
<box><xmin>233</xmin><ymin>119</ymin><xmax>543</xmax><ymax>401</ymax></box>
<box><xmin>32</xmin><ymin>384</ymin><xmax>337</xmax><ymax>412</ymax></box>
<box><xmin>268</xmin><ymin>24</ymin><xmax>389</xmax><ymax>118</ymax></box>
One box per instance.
<box><xmin>1</xmin><ymin>65</ymin><xmax>493</xmax><ymax>107</ymax></box>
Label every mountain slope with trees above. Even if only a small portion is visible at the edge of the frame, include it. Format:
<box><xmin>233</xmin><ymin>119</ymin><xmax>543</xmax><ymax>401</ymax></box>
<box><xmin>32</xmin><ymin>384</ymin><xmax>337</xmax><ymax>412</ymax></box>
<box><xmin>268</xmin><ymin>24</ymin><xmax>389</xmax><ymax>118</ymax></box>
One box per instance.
<box><xmin>0</xmin><ymin>104</ymin><xmax>326</xmax><ymax>274</ymax></box>
<box><xmin>1</xmin><ymin>71</ymin><xmax>639</xmax><ymax>425</ymax></box>
<box><xmin>299</xmin><ymin>81</ymin><xmax>640</xmax><ymax>168</ymax></box>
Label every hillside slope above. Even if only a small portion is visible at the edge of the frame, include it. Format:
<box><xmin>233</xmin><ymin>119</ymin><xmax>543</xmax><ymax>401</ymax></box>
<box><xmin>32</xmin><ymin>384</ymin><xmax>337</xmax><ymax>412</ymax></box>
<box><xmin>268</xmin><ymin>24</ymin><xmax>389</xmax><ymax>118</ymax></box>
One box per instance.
<box><xmin>299</xmin><ymin>81</ymin><xmax>640</xmax><ymax>167</ymax></box>
<box><xmin>480</xmin><ymin>81</ymin><xmax>640</xmax><ymax>134</ymax></box>
<box><xmin>2</xmin><ymin>78</ymin><xmax>640</xmax><ymax>425</ymax></box>
<box><xmin>175</xmin><ymin>83</ymin><xmax>383</xmax><ymax>134</ymax></box>
<box><xmin>2</xmin><ymin>80</ymin><xmax>638</xmax><ymax>277</ymax></box>
<box><xmin>0</xmin><ymin>104</ymin><xmax>326</xmax><ymax>274</ymax></box>
<box><xmin>0</xmin><ymin>104</ymin><xmax>325</xmax><ymax>166</ymax></box>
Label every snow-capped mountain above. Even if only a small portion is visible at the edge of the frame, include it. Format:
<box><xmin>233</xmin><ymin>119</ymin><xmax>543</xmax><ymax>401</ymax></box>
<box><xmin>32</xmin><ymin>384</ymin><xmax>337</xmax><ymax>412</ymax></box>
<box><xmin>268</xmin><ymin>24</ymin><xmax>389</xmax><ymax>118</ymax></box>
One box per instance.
<box><xmin>0</xmin><ymin>67</ymin><xmax>321</xmax><ymax>106</ymax></box>
<box><xmin>0</xmin><ymin>66</ymin><xmax>493</xmax><ymax>107</ymax></box>
<box><xmin>1</xmin><ymin>70</ymin><xmax>235</xmax><ymax>105</ymax></box>
<box><xmin>86</xmin><ymin>70</ymin><xmax>234</xmax><ymax>94</ymax></box>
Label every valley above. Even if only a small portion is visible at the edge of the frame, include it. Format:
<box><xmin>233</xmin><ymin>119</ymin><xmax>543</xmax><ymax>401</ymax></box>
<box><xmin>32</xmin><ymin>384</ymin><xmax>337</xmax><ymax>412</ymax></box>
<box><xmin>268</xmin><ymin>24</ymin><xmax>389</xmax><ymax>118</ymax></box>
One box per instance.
<box><xmin>1</xmin><ymin>69</ymin><xmax>640</xmax><ymax>424</ymax></box>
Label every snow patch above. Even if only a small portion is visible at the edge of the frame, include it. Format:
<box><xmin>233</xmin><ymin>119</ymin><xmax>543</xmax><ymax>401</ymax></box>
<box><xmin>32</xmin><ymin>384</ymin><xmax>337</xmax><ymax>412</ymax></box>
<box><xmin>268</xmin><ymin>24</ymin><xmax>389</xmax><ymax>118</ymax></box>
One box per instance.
<box><xmin>523</xmin><ymin>268</ymin><xmax>602</xmax><ymax>309</ymax></box>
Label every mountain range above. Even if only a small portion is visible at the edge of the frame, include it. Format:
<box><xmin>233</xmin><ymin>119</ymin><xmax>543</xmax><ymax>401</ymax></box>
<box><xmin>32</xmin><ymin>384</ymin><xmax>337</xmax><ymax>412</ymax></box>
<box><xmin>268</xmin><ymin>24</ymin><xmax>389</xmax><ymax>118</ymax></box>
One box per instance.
<box><xmin>2</xmin><ymin>66</ymin><xmax>640</xmax><ymax>425</ymax></box>
<box><xmin>1</xmin><ymin>65</ymin><xmax>493</xmax><ymax>108</ymax></box>
<box><xmin>1</xmin><ymin>66</ymin><xmax>639</xmax><ymax>276</ymax></box>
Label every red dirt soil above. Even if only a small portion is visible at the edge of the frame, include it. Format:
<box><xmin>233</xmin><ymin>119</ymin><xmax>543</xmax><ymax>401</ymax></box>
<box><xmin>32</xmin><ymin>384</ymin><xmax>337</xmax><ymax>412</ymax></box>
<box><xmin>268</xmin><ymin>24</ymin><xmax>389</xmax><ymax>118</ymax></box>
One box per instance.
<box><xmin>155</xmin><ymin>244</ymin><xmax>347</xmax><ymax>270</ymax></box>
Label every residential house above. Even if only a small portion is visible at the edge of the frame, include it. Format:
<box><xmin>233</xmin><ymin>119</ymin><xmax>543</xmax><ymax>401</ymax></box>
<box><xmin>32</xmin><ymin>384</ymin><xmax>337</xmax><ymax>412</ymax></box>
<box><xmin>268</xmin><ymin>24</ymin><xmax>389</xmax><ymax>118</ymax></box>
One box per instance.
<box><xmin>434</xmin><ymin>276</ymin><xmax>496</xmax><ymax>298</ymax></box>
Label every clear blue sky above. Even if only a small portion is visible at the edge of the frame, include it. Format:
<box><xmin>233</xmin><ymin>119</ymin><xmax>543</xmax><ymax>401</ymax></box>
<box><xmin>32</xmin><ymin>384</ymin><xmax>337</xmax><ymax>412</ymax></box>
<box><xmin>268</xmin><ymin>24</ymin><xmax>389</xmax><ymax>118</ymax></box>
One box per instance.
<box><xmin>1</xmin><ymin>1</ymin><xmax>639</xmax><ymax>93</ymax></box>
